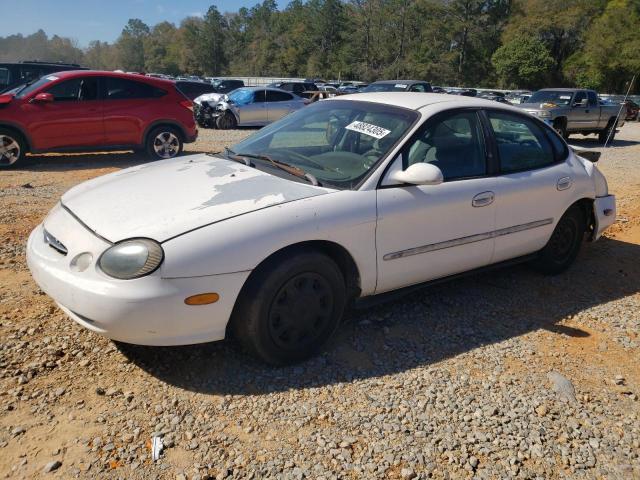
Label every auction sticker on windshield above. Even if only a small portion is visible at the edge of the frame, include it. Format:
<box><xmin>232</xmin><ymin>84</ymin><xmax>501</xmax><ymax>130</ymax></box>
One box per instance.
<box><xmin>345</xmin><ymin>121</ymin><xmax>391</xmax><ymax>139</ymax></box>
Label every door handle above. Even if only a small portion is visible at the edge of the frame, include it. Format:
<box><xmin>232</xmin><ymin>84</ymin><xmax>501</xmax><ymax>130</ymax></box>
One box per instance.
<box><xmin>472</xmin><ymin>191</ymin><xmax>494</xmax><ymax>207</ymax></box>
<box><xmin>557</xmin><ymin>176</ymin><xmax>573</xmax><ymax>191</ymax></box>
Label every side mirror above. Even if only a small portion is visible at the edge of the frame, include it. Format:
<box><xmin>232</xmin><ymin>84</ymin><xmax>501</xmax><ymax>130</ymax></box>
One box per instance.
<box><xmin>31</xmin><ymin>92</ymin><xmax>54</xmax><ymax>103</ymax></box>
<box><xmin>389</xmin><ymin>162</ymin><xmax>444</xmax><ymax>186</ymax></box>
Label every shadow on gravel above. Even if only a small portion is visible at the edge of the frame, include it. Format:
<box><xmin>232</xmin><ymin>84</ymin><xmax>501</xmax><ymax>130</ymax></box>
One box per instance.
<box><xmin>19</xmin><ymin>150</ymin><xmax>209</xmax><ymax>172</ymax></box>
<box><xmin>117</xmin><ymin>236</ymin><xmax>640</xmax><ymax>395</ymax></box>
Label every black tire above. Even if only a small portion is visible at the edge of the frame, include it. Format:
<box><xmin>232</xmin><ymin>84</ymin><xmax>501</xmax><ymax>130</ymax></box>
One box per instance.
<box><xmin>532</xmin><ymin>205</ymin><xmax>586</xmax><ymax>275</ymax></box>
<box><xmin>231</xmin><ymin>250</ymin><xmax>346</xmax><ymax>365</ymax></box>
<box><xmin>598</xmin><ymin>119</ymin><xmax>616</xmax><ymax>144</ymax></box>
<box><xmin>216</xmin><ymin>112</ymin><xmax>237</xmax><ymax>130</ymax></box>
<box><xmin>146</xmin><ymin>126</ymin><xmax>183</xmax><ymax>160</ymax></box>
<box><xmin>553</xmin><ymin>119</ymin><xmax>568</xmax><ymax>140</ymax></box>
<box><xmin>0</xmin><ymin>128</ymin><xmax>26</xmax><ymax>169</ymax></box>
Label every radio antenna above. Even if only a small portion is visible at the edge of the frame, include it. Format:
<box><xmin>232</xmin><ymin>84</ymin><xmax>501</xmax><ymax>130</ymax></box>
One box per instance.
<box><xmin>604</xmin><ymin>74</ymin><xmax>636</xmax><ymax>148</ymax></box>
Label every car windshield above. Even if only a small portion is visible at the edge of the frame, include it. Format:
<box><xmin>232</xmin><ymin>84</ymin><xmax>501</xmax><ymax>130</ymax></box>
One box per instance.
<box><xmin>363</xmin><ymin>83</ymin><xmax>413</xmax><ymax>92</ymax></box>
<box><xmin>229</xmin><ymin>99</ymin><xmax>418</xmax><ymax>189</ymax></box>
<box><xmin>528</xmin><ymin>91</ymin><xmax>573</xmax><ymax>106</ymax></box>
<box><xmin>15</xmin><ymin>75</ymin><xmax>58</xmax><ymax>99</ymax></box>
<box><xmin>227</xmin><ymin>88</ymin><xmax>254</xmax><ymax>106</ymax></box>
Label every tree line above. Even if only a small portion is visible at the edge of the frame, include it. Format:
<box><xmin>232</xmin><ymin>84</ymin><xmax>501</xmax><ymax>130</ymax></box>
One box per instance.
<box><xmin>1</xmin><ymin>0</ymin><xmax>638</xmax><ymax>93</ymax></box>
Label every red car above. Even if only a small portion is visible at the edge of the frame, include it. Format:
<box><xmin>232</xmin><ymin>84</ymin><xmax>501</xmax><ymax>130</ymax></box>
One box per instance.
<box><xmin>0</xmin><ymin>71</ymin><xmax>197</xmax><ymax>168</ymax></box>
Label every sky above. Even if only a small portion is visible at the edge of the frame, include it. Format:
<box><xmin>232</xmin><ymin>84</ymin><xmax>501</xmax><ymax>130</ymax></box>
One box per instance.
<box><xmin>2</xmin><ymin>0</ymin><xmax>288</xmax><ymax>46</ymax></box>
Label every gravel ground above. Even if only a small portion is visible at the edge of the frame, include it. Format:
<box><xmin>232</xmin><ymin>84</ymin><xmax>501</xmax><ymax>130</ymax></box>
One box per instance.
<box><xmin>0</xmin><ymin>124</ymin><xmax>639</xmax><ymax>479</ymax></box>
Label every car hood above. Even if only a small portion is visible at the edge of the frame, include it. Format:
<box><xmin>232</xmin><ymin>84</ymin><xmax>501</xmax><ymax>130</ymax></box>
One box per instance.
<box><xmin>61</xmin><ymin>154</ymin><xmax>332</xmax><ymax>243</ymax></box>
<box><xmin>194</xmin><ymin>92</ymin><xmax>226</xmax><ymax>105</ymax></box>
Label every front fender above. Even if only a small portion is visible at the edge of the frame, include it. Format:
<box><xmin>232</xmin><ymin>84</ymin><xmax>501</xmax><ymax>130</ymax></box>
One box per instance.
<box><xmin>159</xmin><ymin>190</ymin><xmax>378</xmax><ymax>295</ymax></box>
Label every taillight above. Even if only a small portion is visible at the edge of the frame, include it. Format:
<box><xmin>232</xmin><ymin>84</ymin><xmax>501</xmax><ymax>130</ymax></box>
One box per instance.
<box><xmin>180</xmin><ymin>100</ymin><xmax>194</xmax><ymax>112</ymax></box>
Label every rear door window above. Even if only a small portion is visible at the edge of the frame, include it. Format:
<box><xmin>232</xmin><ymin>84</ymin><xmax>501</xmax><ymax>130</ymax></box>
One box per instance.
<box><xmin>105</xmin><ymin>77</ymin><xmax>165</xmax><ymax>100</ymax></box>
<box><xmin>587</xmin><ymin>91</ymin><xmax>598</xmax><ymax>107</ymax></box>
<box><xmin>487</xmin><ymin>111</ymin><xmax>555</xmax><ymax>173</ymax></box>
<box><xmin>266</xmin><ymin>90</ymin><xmax>294</xmax><ymax>102</ymax></box>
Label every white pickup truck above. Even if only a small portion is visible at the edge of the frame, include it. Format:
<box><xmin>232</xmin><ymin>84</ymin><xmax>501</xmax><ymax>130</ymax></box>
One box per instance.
<box><xmin>516</xmin><ymin>88</ymin><xmax>624</xmax><ymax>143</ymax></box>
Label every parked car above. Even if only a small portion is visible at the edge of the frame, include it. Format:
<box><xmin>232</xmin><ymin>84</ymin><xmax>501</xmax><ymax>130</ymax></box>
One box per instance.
<box><xmin>175</xmin><ymin>80</ymin><xmax>217</xmax><ymax>101</ymax></box>
<box><xmin>478</xmin><ymin>92</ymin><xmax>512</xmax><ymax>105</ymax></box>
<box><xmin>27</xmin><ymin>92</ymin><xmax>616</xmax><ymax>364</ymax></box>
<box><xmin>267</xmin><ymin>81</ymin><xmax>318</xmax><ymax>98</ymax></box>
<box><xmin>0</xmin><ymin>70</ymin><xmax>197</xmax><ymax>167</ymax></box>
<box><xmin>432</xmin><ymin>86</ymin><xmax>446</xmax><ymax>93</ymax></box>
<box><xmin>362</xmin><ymin>80</ymin><xmax>433</xmax><ymax>93</ymax></box>
<box><xmin>211</xmin><ymin>79</ymin><xmax>245</xmax><ymax>93</ymax></box>
<box><xmin>516</xmin><ymin>88</ymin><xmax>625</xmax><ymax>142</ymax></box>
<box><xmin>207</xmin><ymin>87</ymin><xmax>308</xmax><ymax>129</ymax></box>
<box><xmin>0</xmin><ymin>61</ymin><xmax>88</xmax><ymax>93</ymax></box>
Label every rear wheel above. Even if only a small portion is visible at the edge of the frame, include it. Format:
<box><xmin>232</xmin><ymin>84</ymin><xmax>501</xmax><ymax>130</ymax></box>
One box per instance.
<box><xmin>146</xmin><ymin>126</ymin><xmax>183</xmax><ymax>160</ymax></box>
<box><xmin>232</xmin><ymin>250</ymin><xmax>346</xmax><ymax>365</ymax></box>
<box><xmin>0</xmin><ymin>128</ymin><xmax>26</xmax><ymax>169</ymax></box>
<box><xmin>532</xmin><ymin>205</ymin><xmax>586</xmax><ymax>275</ymax></box>
<box><xmin>598</xmin><ymin>119</ymin><xmax>616</xmax><ymax>144</ymax></box>
<box><xmin>553</xmin><ymin>119</ymin><xmax>568</xmax><ymax>140</ymax></box>
<box><xmin>216</xmin><ymin>112</ymin><xmax>237</xmax><ymax>130</ymax></box>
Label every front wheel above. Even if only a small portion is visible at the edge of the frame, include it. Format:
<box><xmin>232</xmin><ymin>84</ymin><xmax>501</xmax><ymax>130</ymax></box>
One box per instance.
<box><xmin>216</xmin><ymin>112</ymin><xmax>237</xmax><ymax>130</ymax></box>
<box><xmin>0</xmin><ymin>128</ymin><xmax>26</xmax><ymax>169</ymax></box>
<box><xmin>146</xmin><ymin>126</ymin><xmax>183</xmax><ymax>160</ymax></box>
<box><xmin>231</xmin><ymin>250</ymin><xmax>346</xmax><ymax>365</ymax></box>
<box><xmin>531</xmin><ymin>205</ymin><xmax>586</xmax><ymax>275</ymax></box>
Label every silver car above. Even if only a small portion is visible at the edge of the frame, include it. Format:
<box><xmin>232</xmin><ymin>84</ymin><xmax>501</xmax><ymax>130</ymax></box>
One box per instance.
<box><xmin>213</xmin><ymin>87</ymin><xmax>308</xmax><ymax>129</ymax></box>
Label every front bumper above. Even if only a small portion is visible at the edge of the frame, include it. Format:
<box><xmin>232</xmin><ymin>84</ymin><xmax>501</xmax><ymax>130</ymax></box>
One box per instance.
<box><xmin>26</xmin><ymin>206</ymin><xmax>249</xmax><ymax>346</ymax></box>
<box><xmin>593</xmin><ymin>195</ymin><xmax>616</xmax><ymax>240</ymax></box>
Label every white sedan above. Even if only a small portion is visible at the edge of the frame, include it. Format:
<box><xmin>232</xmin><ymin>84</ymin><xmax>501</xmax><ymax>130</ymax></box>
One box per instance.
<box><xmin>27</xmin><ymin>93</ymin><xmax>616</xmax><ymax>364</ymax></box>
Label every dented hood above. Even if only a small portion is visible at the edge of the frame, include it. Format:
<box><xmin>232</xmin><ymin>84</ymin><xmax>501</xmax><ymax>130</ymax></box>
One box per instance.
<box><xmin>61</xmin><ymin>154</ymin><xmax>331</xmax><ymax>242</ymax></box>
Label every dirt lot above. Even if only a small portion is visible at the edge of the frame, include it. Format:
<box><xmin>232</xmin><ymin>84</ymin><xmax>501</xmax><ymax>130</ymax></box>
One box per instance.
<box><xmin>1</xmin><ymin>124</ymin><xmax>639</xmax><ymax>479</ymax></box>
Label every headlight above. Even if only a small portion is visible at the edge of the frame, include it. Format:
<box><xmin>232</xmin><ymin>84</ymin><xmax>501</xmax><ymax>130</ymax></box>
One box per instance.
<box><xmin>537</xmin><ymin>110</ymin><xmax>551</xmax><ymax>118</ymax></box>
<box><xmin>98</xmin><ymin>239</ymin><xmax>164</xmax><ymax>280</ymax></box>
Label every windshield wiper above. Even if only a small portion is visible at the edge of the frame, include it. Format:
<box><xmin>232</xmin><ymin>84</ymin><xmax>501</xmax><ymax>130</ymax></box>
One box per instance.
<box><xmin>234</xmin><ymin>152</ymin><xmax>321</xmax><ymax>186</ymax></box>
<box><xmin>220</xmin><ymin>147</ymin><xmax>254</xmax><ymax>167</ymax></box>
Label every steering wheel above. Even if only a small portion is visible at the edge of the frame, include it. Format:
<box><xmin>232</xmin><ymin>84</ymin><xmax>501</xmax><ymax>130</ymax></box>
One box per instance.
<box><xmin>269</xmin><ymin>148</ymin><xmax>339</xmax><ymax>173</ymax></box>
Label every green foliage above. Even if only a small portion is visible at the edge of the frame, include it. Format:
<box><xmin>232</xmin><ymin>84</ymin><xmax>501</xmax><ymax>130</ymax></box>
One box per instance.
<box><xmin>492</xmin><ymin>36</ymin><xmax>554</xmax><ymax>89</ymax></box>
<box><xmin>566</xmin><ymin>0</ymin><xmax>640</xmax><ymax>93</ymax></box>
<box><xmin>0</xmin><ymin>1</ymin><xmax>638</xmax><ymax>92</ymax></box>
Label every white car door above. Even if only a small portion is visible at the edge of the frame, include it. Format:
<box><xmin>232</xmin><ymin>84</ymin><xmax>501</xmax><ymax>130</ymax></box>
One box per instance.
<box><xmin>484</xmin><ymin>110</ymin><xmax>577</xmax><ymax>263</ymax></box>
<box><xmin>376</xmin><ymin>110</ymin><xmax>497</xmax><ymax>294</ymax></box>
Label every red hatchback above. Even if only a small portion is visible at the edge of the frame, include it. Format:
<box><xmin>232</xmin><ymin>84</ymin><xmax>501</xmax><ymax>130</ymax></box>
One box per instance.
<box><xmin>0</xmin><ymin>71</ymin><xmax>197</xmax><ymax>168</ymax></box>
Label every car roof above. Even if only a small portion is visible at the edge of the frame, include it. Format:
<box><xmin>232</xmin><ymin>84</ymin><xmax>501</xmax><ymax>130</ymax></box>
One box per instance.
<box><xmin>237</xmin><ymin>86</ymin><xmax>297</xmax><ymax>93</ymax></box>
<box><xmin>370</xmin><ymin>80</ymin><xmax>427</xmax><ymax>85</ymax></box>
<box><xmin>327</xmin><ymin>92</ymin><xmax>525</xmax><ymax>112</ymax></box>
<box><xmin>538</xmin><ymin>88</ymin><xmax>591</xmax><ymax>92</ymax></box>
<box><xmin>42</xmin><ymin>70</ymin><xmax>176</xmax><ymax>87</ymax></box>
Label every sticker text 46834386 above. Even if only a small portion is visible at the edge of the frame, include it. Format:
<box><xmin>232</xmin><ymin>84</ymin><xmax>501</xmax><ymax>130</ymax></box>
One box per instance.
<box><xmin>345</xmin><ymin>121</ymin><xmax>391</xmax><ymax>139</ymax></box>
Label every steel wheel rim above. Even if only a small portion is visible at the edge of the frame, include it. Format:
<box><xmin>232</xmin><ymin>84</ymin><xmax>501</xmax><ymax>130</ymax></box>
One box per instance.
<box><xmin>153</xmin><ymin>132</ymin><xmax>179</xmax><ymax>158</ymax></box>
<box><xmin>268</xmin><ymin>272</ymin><xmax>334</xmax><ymax>351</ymax></box>
<box><xmin>549</xmin><ymin>218</ymin><xmax>577</xmax><ymax>261</ymax></box>
<box><xmin>0</xmin><ymin>135</ymin><xmax>20</xmax><ymax>166</ymax></box>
